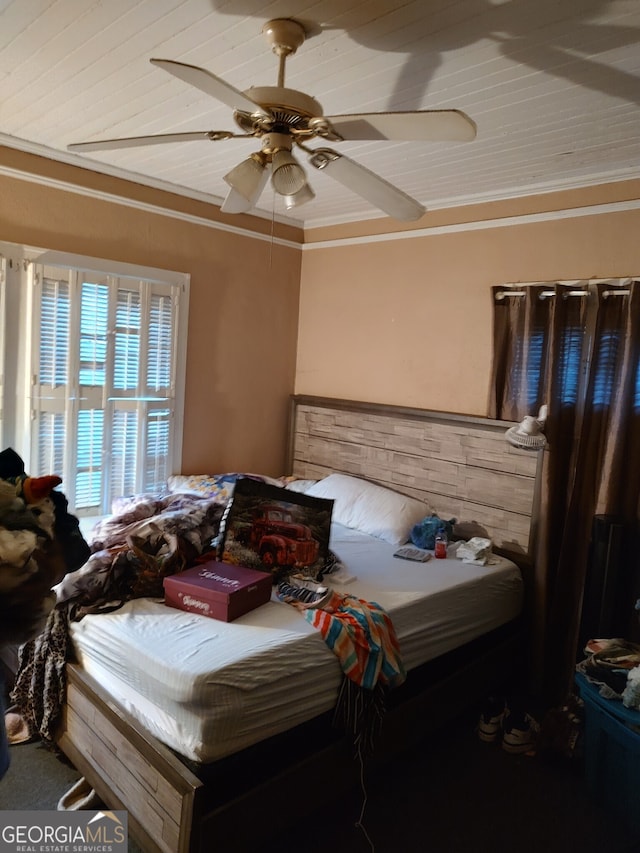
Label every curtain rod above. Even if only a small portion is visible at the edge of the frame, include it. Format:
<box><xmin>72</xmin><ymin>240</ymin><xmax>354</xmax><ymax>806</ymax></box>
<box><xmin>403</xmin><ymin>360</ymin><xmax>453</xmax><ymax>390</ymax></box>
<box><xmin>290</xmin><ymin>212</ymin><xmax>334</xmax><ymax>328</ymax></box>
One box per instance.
<box><xmin>495</xmin><ymin>283</ymin><xmax>633</xmax><ymax>300</ymax></box>
<box><xmin>495</xmin><ymin>289</ymin><xmax>591</xmax><ymax>300</ymax></box>
<box><xmin>499</xmin><ymin>278</ymin><xmax>634</xmax><ymax>287</ymax></box>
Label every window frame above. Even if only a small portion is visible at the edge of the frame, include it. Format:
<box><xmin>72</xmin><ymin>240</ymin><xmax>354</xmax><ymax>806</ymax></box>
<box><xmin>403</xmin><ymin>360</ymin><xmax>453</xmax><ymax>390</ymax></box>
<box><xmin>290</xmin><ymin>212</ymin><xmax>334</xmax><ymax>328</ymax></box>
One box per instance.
<box><xmin>0</xmin><ymin>241</ymin><xmax>189</xmax><ymax>517</ymax></box>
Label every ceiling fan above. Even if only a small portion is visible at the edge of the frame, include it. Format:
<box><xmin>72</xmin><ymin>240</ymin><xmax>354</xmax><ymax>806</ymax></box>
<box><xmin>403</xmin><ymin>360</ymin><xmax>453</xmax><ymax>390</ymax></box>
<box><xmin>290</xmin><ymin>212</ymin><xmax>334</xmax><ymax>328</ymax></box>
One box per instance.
<box><xmin>68</xmin><ymin>18</ymin><xmax>477</xmax><ymax>221</ymax></box>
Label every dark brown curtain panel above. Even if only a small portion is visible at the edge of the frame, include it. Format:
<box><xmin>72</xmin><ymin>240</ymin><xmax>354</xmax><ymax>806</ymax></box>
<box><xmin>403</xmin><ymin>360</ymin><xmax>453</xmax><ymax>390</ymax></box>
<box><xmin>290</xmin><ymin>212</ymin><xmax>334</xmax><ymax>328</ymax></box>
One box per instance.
<box><xmin>490</xmin><ymin>281</ymin><xmax>640</xmax><ymax>705</ymax></box>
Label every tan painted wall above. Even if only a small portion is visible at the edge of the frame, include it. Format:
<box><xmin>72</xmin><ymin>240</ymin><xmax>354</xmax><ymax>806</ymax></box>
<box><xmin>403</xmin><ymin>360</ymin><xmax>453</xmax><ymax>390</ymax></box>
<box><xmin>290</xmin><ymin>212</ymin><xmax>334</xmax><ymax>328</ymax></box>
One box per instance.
<box><xmin>4</xmin><ymin>147</ymin><xmax>639</xmax><ymax>475</ymax></box>
<box><xmin>0</xmin><ymin>148</ymin><xmax>303</xmax><ymax>476</ymax></box>
<box><xmin>296</xmin><ymin>182</ymin><xmax>640</xmax><ymax>415</ymax></box>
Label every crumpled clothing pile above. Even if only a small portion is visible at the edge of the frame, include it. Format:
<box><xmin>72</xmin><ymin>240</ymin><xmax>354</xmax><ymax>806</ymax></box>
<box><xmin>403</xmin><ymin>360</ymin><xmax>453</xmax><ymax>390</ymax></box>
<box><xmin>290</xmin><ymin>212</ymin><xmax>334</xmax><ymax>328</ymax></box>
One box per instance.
<box><xmin>576</xmin><ymin>637</ymin><xmax>640</xmax><ymax>709</ymax></box>
<box><xmin>454</xmin><ymin>536</ymin><xmax>494</xmax><ymax>565</ymax></box>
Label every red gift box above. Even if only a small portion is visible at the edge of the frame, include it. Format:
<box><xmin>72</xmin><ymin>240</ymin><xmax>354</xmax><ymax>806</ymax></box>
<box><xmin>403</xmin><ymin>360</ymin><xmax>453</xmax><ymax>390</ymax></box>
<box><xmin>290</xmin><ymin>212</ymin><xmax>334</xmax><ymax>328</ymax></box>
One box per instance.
<box><xmin>163</xmin><ymin>560</ymin><xmax>272</xmax><ymax>622</ymax></box>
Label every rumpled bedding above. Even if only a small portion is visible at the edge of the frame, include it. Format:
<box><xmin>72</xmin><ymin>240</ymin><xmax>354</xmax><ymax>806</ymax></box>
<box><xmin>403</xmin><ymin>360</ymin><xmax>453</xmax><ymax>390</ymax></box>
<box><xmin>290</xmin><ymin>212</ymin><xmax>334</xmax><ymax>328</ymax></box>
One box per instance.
<box><xmin>10</xmin><ymin>492</ymin><xmax>225</xmax><ymax>745</ymax></box>
<box><xmin>56</xmin><ymin>492</ymin><xmax>224</xmax><ymax>610</ymax></box>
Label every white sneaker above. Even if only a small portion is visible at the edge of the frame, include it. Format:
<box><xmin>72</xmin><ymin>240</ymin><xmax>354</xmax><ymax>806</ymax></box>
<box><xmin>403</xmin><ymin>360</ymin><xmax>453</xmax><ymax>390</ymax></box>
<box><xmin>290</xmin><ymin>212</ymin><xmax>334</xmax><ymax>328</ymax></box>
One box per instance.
<box><xmin>502</xmin><ymin>709</ymin><xmax>539</xmax><ymax>754</ymax></box>
<box><xmin>477</xmin><ymin>697</ymin><xmax>506</xmax><ymax>742</ymax></box>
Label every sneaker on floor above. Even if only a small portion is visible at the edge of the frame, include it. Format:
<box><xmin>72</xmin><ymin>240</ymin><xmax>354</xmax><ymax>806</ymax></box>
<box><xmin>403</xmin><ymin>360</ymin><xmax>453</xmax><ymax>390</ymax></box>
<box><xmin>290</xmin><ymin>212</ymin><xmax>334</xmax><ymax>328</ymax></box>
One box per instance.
<box><xmin>57</xmin><ymin>777</ymin><xmax>103</xmax><ymax>811</ymax></box>
<box><xmin>502</xmin><ymin>709</ymin><xmax>540</xmax><ymax>754</ymax></box>
<box><xmin>477</xmin><ymin>696</ymin><xmax>506</xmax><ymax>742</ymax></box>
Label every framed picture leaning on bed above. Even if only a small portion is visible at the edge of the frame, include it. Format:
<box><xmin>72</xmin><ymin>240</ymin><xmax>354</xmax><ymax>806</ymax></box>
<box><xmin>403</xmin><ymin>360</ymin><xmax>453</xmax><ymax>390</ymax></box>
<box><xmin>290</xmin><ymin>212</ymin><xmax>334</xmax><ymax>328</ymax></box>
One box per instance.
<box><xmin>218</xmin><ymin>477</ymin><xmax>334</xmax><ymax>582</ymax></box>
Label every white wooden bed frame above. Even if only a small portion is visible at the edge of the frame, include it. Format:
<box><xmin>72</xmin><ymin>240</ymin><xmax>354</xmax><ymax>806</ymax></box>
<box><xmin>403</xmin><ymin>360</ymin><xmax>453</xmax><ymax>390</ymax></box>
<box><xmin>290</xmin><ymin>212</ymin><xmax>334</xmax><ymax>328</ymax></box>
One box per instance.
<box><xmin>56</xmin><ymin>396</ymin><xmax>542</xmax><ymax>853</ymax></box>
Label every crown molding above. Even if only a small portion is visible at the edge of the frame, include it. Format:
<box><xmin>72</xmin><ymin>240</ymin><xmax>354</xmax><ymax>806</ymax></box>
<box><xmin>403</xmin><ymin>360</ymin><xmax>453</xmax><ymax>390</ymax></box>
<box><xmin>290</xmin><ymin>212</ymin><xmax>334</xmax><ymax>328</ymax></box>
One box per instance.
<box><xmin>0</xmin><ymin>161</ymin><xmax>302</xmax><ymax>250</ymax></box>
<box><xmin>1</xmin><ymin>134</ymin><xmax>638</xmax><ymax>252</ymax></box>
<box><xmin>302</xmin><ymin>198</ymin><xmax>640</xmax><ymax>249</ymax></box>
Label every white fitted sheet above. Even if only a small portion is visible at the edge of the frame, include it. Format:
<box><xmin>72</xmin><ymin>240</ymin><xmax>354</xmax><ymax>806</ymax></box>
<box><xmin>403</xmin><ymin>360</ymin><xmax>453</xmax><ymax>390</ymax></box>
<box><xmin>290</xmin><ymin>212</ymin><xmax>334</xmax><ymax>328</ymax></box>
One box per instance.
<box><xmin>68</xmin><ymin>524</ymin><xmax>523</xmax><ymax>763</ymax></box>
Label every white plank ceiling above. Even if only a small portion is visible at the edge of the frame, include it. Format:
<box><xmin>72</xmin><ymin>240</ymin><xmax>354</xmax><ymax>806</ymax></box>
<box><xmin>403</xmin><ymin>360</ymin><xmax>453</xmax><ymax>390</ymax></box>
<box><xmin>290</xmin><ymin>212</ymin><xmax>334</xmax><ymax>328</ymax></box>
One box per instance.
<box><xmin>0</xmin><ymin>0</ymin><xmax>638</xmax><ymax>228</ymax></box>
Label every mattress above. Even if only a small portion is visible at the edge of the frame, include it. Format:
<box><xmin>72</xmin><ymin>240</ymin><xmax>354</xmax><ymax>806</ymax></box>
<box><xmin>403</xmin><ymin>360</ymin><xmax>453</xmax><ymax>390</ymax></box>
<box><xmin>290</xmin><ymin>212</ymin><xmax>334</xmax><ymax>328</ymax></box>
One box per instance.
<box><xmin>68</xmin><ymin>523</ymin><xmax>523</xmax><ymax>763</ymax></box>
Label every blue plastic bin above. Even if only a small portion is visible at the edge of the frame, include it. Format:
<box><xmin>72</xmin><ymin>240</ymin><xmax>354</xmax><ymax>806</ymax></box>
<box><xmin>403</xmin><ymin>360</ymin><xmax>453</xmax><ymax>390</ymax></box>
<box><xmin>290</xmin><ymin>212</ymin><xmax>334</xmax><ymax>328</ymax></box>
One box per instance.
<box><xmin>575</xmin><ymin>671</ymin><xmax>640</xmax><ymax>837</ymax></box>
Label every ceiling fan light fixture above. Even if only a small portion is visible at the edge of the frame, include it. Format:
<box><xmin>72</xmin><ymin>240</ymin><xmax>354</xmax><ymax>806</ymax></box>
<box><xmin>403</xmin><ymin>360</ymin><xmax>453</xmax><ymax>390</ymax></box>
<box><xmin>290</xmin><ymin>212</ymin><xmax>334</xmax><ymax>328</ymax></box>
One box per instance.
<box><xmin>221</xmin><ymin>187</ymin><xmax>253</xmax><ymax>214</ymax></box>
<box><xmin>283</xmin><ymin>182</ymin><xmax>315</xmax><ymax>210</ymax></box>
<box><xmin>223</xmin><ymin>152</ymin><xmax>267</xmax><ymax>203</ymax></box>
<box><xmin>271</xmin><ymin>149</ymin><xmax>307</xmax><ymax>195</ymax></box>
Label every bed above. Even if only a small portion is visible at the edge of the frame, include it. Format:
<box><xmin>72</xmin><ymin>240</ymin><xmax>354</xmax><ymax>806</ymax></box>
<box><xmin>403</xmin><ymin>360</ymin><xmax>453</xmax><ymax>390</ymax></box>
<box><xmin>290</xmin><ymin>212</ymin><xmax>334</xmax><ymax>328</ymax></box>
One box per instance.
<box><xmin>54</xmin><ymin>396</ymin><xmax>542</xmax><ymax>853</ymax></box>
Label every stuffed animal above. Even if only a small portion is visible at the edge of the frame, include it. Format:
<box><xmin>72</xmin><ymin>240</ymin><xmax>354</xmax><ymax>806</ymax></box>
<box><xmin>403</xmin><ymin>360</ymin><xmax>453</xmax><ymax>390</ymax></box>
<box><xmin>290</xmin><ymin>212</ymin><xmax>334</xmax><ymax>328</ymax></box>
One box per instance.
<box><xmin>0</xmin><ymin>463</ymin><xmax>79</xmax><ymax>644</ymax></box>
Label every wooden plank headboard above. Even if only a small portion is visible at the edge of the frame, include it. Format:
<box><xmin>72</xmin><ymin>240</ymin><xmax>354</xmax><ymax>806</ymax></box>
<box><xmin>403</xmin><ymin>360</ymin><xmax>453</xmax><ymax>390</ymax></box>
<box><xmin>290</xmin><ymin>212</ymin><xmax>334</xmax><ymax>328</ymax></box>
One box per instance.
<box><xmin>287</xmin><ymin>395</ymin><xmax>542</xmax><ymax>565</ymax></box>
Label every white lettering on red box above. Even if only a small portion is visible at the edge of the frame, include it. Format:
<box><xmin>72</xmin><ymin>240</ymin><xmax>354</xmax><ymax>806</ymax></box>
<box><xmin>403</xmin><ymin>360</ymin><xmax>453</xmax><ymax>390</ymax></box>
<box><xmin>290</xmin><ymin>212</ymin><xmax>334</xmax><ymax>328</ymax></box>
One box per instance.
<box><xmin>199</xmin><ymin>569</ymin><xmax>240</xmax><ymax>587</ymax></box>
<box><xmin>180</xmin><ymin>593</ymin><xmax>211</xmax><ymax>612</ymax></box>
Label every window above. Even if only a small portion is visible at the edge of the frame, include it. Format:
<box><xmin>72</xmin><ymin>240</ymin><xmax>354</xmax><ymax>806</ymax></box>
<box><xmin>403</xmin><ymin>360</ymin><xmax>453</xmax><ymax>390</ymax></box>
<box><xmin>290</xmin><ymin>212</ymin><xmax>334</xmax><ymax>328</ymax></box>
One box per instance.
<box><xmin>491</xmin><ymin>281</ymin><xmax>639</xmax><ymax>422</ymax></box>
<box><xmin>0</xmin><ymin>244</ymin><xmax>188</xmax><ymax>516</ymax></box>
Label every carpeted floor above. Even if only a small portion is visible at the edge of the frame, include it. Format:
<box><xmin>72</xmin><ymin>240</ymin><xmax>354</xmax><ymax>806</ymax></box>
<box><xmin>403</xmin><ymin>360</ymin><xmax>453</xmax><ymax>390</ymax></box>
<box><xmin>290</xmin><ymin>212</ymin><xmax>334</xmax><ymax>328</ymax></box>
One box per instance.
<box><xmin>1</xmin><ymin>705</ymin><xmax>639</xmax><ymax>853</ymax></box>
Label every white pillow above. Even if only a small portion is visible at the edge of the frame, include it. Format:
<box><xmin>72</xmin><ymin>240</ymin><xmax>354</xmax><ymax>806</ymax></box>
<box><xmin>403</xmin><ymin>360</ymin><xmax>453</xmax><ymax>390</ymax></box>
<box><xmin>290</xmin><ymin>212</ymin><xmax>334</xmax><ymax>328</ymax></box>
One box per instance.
<box><xmin>306</xmin><ymin>473</ymin><xmax>429</xmax><ymax>545</ymax></box>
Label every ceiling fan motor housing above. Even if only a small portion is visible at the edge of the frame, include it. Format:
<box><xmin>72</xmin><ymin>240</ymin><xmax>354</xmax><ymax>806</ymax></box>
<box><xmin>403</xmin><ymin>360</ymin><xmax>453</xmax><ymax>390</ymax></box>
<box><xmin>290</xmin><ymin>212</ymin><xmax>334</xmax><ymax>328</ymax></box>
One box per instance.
<box><xmin>235</xmin><ymin>86</ymin><xmax>324</xmax><ymax>135</ymax></box>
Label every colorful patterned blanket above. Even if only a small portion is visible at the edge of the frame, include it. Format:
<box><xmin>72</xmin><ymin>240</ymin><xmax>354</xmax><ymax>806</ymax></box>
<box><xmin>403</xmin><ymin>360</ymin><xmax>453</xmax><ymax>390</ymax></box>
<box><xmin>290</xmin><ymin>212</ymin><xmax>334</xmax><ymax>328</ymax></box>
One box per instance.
<box><xmin>302</xmin><ymin>590</ymin><xmax>406</xmax><ymax>754</ymax></box>
<box><xmin>304</xmin><ymin>590</ymin><xmax>406</xmax><ymax>690</ymax></box>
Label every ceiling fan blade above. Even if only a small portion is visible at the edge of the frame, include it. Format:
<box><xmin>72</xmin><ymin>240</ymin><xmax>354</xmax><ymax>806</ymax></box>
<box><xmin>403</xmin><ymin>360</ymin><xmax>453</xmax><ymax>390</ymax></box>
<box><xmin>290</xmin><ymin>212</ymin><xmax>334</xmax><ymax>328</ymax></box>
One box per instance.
<box><xmin>308</xmin><ymin>148</ymin><xmax>425</xmax><ymax>221</ymax></box>
<box><xmin>151</xmin><ymin>58</ymin><xmax>271</xmax><ymax>119</ymax></box>
<box><xmin>320</xmin><ymin>110</ymin><xmax>476</xmax><ymax>142</ymax></box>
<box><xmin>67</xmin><ymin>131</ymin><xmax>232</xmax><ymax>152</ymax></box>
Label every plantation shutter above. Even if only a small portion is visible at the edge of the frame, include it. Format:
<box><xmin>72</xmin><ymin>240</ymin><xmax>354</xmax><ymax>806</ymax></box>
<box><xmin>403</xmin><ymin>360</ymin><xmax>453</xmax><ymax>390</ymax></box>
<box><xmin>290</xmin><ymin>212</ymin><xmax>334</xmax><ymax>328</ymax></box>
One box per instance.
<box><xmin>33</xmin><ymin>266</ymin><xmax>73</xmax><ymax>483</ymax></box>
<box><xmin>30</xmin><ymin>266</ymin><xmax>179</xmax><ymax>515</ymax></box>
<box><xmin>0</xmin><ymin>255</ymin><xmax>5</xmax><ymax>446</ymax></box>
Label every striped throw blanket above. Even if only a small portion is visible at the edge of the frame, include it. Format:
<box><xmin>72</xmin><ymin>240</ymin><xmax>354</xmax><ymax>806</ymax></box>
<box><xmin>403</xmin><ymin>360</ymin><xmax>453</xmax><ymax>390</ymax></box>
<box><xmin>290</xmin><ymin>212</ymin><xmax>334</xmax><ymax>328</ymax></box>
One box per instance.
<box><xmin>303</xmin><ymin>590</ymin><xmax>406</xmax><ymax>753</ymax></box>
<box><xmin>304</xmin><ymin>590</ymin><xmax>406</xmax><ymax>689</ymax></box>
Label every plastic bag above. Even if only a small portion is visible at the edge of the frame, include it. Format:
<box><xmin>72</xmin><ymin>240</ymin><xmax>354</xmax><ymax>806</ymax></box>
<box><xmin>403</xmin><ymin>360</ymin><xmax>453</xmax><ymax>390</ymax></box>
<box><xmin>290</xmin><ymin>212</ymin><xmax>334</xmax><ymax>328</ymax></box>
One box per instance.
<box><xmin>410</xmin><ymin>514</ymin><xmax>455</xmax><ymax>550</ymax></box>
